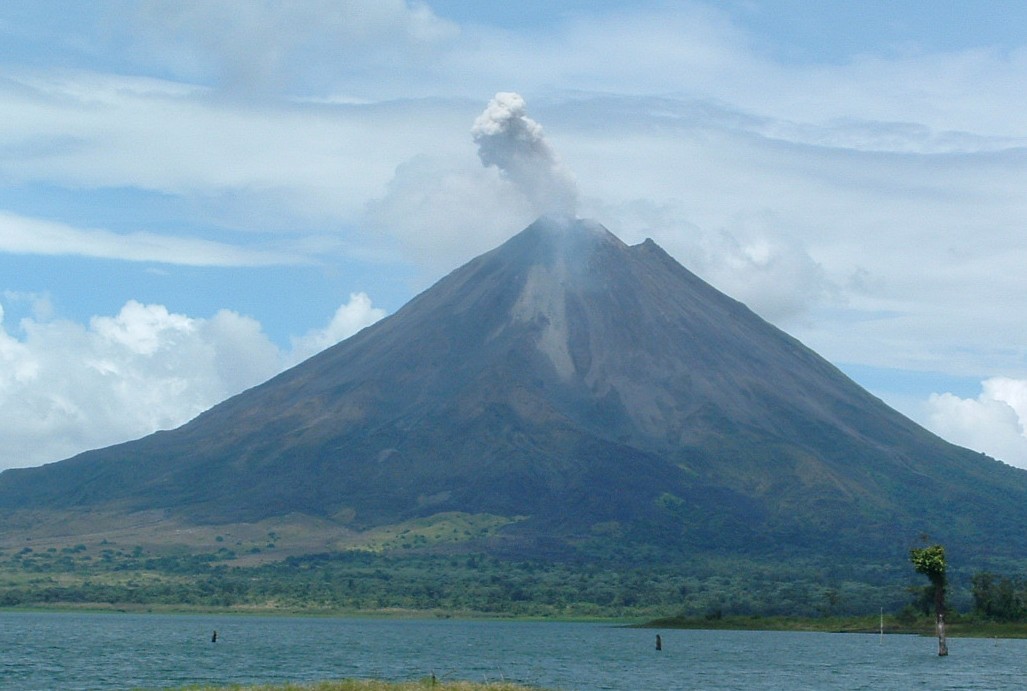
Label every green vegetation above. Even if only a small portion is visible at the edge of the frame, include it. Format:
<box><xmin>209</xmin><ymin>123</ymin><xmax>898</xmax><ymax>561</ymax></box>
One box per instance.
<box><xmin>910</xmin><ymin>544</ymin><xmax>947</xmax><ymax>606</ymax></box>
<box><xmin>642</xmin><ymin>548</ymin><xmax>1027</xmax><ymax>638</ymax></box>
<box><xmin>169</xmin><ymin>681</ymin><xmax>542</xmax><ymax>691</ymax></box>
<box><xmin>643</xmin><ymin>610</ymin><xmax>1027</xmax><ymax>637</ymax></box>
<box><xmin>6</xmin><ymin>532</ymin><xmax>1027</xmax><ymax>639</ymax></box>
<box><xmin>910</xmin><ymin>543</ymin><xmax>948</xmax><ymax>655</ymax></box>
<box><xmin>0</xmin><ymin>539</ymin><xmax>919</xmax><ymax>617</ymax></box>
<box><xmin>971</xmin><ymin>571</ymin><xmax>1027</xmax><ymax>621</ymax></box>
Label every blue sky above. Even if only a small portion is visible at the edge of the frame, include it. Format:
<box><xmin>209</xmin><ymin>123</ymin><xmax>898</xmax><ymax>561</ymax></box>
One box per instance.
<box><xmin>2</xmin><ymin>0</ymin><xmax>1027</xmax><ymax>469</ymax></box>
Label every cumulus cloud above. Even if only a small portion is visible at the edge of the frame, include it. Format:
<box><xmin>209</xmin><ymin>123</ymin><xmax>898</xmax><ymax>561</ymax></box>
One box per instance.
<box><xmin>288</xmin><ymin>292</ymin><xmax>386</xmax><ymax>365</ymax></box>
<box><xmin>927</xmin><ymin>378</ymin><xmax>1027</xmax><ymax>469</ymax></box>
<box><xmin>676</xmin><ymin>219</ymin><xmax>830</xmax><ymax>324</ymax></box>
<box><xmin>0</xmin><ymin>294</ymin><xmax>385</xmax><ymax>470</ymax></box>
<box><xmin>472</xmin><ymin>92</ymin><xmax>579</xmax><ymax>217</ymax></box>
<box><xmin>588</xmin><ymin>198</ymin><xmax>832</xmax><ymax>324</ymax></box>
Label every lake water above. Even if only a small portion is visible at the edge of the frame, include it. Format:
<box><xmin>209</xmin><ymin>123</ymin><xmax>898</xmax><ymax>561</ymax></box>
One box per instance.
<box><xmin>2</xmin><ymin>612</ymin><xmax>1027</xmax><ymax>690</ymax></box>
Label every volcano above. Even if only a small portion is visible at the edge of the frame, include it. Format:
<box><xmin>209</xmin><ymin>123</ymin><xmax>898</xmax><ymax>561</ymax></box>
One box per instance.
<box><xmin>2</xmin><ymin>216</ymin><xmax>1025</xmax><ymax>563</ymax></box>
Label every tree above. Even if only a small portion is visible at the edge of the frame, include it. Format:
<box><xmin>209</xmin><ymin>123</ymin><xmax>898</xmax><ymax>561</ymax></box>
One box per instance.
<box><xmin>910</xmin><ymin>544</ymin><xmax>948</xmax><ymax>656</ymax></box>
<box><xmin>971</xmin><ymin>571</ymin><xmax>997</xmax><ymax>618</ymax></box>
<box><xmin>972</xmin><ymin>571</ymin><xmax>1025</xmax><ymax>621</ymax></box>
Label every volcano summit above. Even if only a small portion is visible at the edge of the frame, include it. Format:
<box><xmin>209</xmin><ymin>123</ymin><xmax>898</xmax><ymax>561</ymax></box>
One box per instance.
<box><xmin>2</xmin><ymin>216</ymin><xmax>1026</xmax><ymax>566</ymax></box>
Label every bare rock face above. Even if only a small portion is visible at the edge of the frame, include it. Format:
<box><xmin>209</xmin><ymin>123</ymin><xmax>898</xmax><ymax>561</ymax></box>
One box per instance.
<box><xmin>3</xmin><ymin>216</ymin><xmax>1027</xmax><ymax>563</ymax></box>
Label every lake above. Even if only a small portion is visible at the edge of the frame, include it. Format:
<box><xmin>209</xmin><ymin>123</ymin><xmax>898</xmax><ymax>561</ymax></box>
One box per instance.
<box><xmin>2</xmin><ymin>611</ymin><xmax>1026</xmax><ymax>690</ymax></box>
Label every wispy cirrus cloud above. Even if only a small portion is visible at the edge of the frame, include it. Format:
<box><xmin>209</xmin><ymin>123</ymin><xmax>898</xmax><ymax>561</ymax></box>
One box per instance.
<box><xmin>0</xmin><ymin>211</ymin><xmax>305</xmax><ymax>266</ymax></box>
<box><xmin>122</xmin><ymin>0</ymin><xmax>459</xmax><ymax>96</ymax></box>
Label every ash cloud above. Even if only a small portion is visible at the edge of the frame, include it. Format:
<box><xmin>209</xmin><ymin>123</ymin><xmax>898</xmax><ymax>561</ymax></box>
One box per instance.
<box><xmin>472</xmin><ymin>92</ymin><xmax>578</xmax><ymax>217</ymax></box>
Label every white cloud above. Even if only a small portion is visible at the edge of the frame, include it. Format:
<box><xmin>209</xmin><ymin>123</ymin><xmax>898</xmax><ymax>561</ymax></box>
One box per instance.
<box><xmin>2</xmin><ymin>290</ymin><xmax>54</xmax><ymax>321</ymax></box>
<box><xmin>591</xmin><ymin>198</ymin><xmax>832</xmax><ymax>323</ymax></box>
<box><xmin>288</xmin><ymin>292</ymin><xmax>386</xmax><ymax>365</ymax></box>
<box><xmin>529</xmin><ymin>8</ymin><xmax>1027</xmax><ymax>141</ymax></box>
<box><xmin>0</xmin><ymin>211</ymin><xmax>304</xmax><ymax>266</ymax></box>
<box><xmin>122</xmin><ymin>0</ymin><xmax>459</xmax><ymax>96</ymax></box>
<box><xmin>927</xmin><ymin>378</ymin><xmax>1027</xmax><ymax>469</ymax></box>
<box><xmin>553</xmin><ymin>91</ymin><xmax>1027</xmax><ymax>379</ymax></box>
<box><xmin>0</xmin><ymin>71</ymin><xmax>463</xmax><ymax>224</ymax></box>
<box><xmin>364</xmin><ymin>154</ymin><xmax>536</xmax><ymax>272</ymax></box>
<box><xmin>0</xmin><ymin>294</ymin><xmax>385</xmax><ymax>470</ymax></box>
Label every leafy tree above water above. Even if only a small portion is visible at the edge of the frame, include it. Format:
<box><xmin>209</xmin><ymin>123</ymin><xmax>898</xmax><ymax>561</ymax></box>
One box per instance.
<box><xmin>910</xmin><ymin>544</ymin><xmax>948</xmax><ymax>656</ymax></box>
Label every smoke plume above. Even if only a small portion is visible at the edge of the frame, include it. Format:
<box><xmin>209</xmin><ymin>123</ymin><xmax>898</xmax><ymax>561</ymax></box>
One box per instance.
<box><xmin>472</xmin><ymin>92</ymin><xmax>578</xmax><ymax>217</ymax></box>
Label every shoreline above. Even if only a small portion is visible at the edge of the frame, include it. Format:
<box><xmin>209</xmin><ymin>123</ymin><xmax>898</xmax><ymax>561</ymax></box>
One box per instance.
<box><xmin>639</xmin><ymin>613</ymin><xmax>1027</xmax><ymax>638</ymax></box>
<box><xmin>0</xmin><ymin>602</ymin><xmax>640</xmax><ymax>625</ymax></box>
<box><xmin>7</xmin><ymin>604</ymin><xmax>1027</xmax><ymax>639</ymax></box>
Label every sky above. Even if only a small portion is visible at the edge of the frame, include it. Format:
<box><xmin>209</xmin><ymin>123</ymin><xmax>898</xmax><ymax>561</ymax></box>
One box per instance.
<box><xmin>1</xmin><ymin>0</ymin><xmax>1027</xmax><ymax>470</ymax></box>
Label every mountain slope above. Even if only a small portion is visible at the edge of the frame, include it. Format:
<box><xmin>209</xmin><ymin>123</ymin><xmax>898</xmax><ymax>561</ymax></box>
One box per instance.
<box><xmin>2</xmin><ymin>216</ymin><xmax>1025</xmax><ymax>563</ymax></box>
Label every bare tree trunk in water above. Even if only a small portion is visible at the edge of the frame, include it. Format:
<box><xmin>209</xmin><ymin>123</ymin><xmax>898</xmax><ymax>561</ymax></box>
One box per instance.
<box><xmin>936</xmin><ymin>613</ymin><xmax>948</xmax><ymax>656</ymax></box>
<box><xmin>935</xmin><ymin>589</ymin><xmax>948</xmax><ymax>656</ymax></box>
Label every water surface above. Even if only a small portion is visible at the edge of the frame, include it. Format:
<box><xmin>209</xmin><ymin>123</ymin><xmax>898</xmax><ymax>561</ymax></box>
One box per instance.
<box><xmin>2</xmin><ymin>611</ymin><xmax>1025</xmax><ymax>690</ymax></box>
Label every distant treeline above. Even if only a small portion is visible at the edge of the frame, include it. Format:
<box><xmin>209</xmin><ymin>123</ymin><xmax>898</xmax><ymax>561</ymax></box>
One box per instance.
<box><xmin>971</xmin><ymin>572</ymin><xmax>1027</xmax><ymax>622</ymax></box>
<box><xmin>0</xmin><ymin>545</ymin><xmax>918</xmax><ymax>617</ymax></box>
<box><xmin>8</xmin><ymin>542</ymin><xmax>1027</xmax><ymax>620</ymax></box>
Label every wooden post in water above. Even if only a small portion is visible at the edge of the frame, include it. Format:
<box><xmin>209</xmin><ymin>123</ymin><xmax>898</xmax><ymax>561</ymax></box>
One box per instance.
<box><xmin>655</xmin><ymin>634</ymin><xmax>662</xmax><ymax>651</ymax></box>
